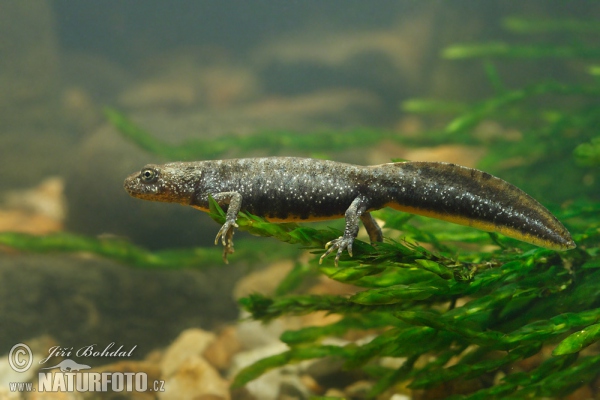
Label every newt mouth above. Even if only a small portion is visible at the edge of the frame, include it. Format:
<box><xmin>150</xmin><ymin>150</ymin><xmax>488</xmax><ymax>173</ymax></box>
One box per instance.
<box><xmin>123</xmin><ymin>174</ymin><xmax>139</xmax><ymax>195</ymax></box>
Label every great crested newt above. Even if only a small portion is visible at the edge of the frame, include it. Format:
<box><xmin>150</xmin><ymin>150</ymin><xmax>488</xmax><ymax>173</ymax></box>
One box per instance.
<box><xmin>124</xmin><ymin>157</ymin><xmax>575</xmax><ymax>264</ymax></box>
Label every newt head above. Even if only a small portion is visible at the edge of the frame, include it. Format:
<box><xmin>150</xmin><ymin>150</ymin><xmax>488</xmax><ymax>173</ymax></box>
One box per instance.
<box><xmin>124</xmin><ymin>163</ymin><xmax>197</xmax><ymax>204</ymax></box>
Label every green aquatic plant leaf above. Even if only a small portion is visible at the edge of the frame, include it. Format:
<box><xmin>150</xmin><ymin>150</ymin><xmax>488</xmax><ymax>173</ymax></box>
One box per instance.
<box><xmin>280</xmin><ymin>313</ymin><xmax>398</xmax><ymax>345</ymax></box>
<box><xmin>503</xmin><ymin>16</ymin><xmax>600</xmax><ymax>34</ymax></box>
<box><xmin>231</xmin><ymin>345</ymin><xmax>350</xmax><ymax>389</ymax></box>
<box><xmin>401</xmin><ymin>99</ymin><xmax>470</xmax><ymax>115</ymax></box>
<box><xmin>443</xmin><ymin>42</ymin><xmax>600</xmax><ymax>60</ymax></box>
<box><xmin>444</xmin><ymin>82</ymin><xmax>600</xmax><ymax>135</ymax></box>
<box><xmin>574</xmin><ymin>136</ymin><xmax>600</xmax><ymax>167</ymax></box>
<box><xmin>553</xmin><ymin>322</ymin><xmax>600</xmax><ymax>355</ymax></box>
<box><xmin>0</xmin><ymin>232</ymin><xmax>221</xmax><ymax>268</ymax></box>
<box><xmin>105</xmin><ymin>108</ymin><xmax>433</xmax><ymax>161</ymax></box>
<box><xmin>350</xmin><ymin>282</ymin><xmax>447</xmax><ymax>305</ymax></box>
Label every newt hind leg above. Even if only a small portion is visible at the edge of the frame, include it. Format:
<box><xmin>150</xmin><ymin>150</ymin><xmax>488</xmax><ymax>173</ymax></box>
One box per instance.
<box><xmin>360</xmin><ymin>212</ymin><xmax>383</xmax><ymax>243</ymax></box>
<box><xmin>320</xmin><ymin>196</ymin><xmax>376</xmax><ymax>266</ymax></box>
<box><xmin>212</xmin><ymin>192</ymin><xmax>242</xmax><ymax>264</ymax></box>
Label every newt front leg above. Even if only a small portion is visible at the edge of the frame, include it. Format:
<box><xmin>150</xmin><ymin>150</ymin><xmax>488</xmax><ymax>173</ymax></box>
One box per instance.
<box><xmin>212</xmin><ymin>192</ymin><xmax>242</xmax><ymax>263</ymax></box>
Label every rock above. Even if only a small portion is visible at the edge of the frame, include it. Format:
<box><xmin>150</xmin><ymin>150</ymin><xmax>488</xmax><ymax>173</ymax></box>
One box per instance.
<box><xmin>304</xmin><ymin>356</ymin><xmax>358</xmax><ymax>394</ymax></box>
<box><xmin>344</xmin><ymin>380</ymin><xmax>373</xmax><ymax>398</ymax></box>
<box><xmin>0</xmin><ymin>177</ymin><xmax>67</xmax><ymax>233</ymax></box>
<box><xmin>306</xmin><ymin>276</ymin><xmax>358</xmax><ymax>296</ymax></box>
<box><xmin>0</xmin><ymin>388</ymin><xmax>21</xmax><ymax>400</ymax></box>
<box><xmin>324</xmin><ymin>388</ymin><xmax>346</xmax><ymax>397</ymax></box>
<box><xmin>157</xmin><ymin>328</ymin><xmax>240</xmax><ymax>399</ymax></box>
<box><xmin>390</xmin><ymin>394</ymin><xmax>412</xmax><ymax>400</ymax></box>
<box><xmin>203</xmin><ymin>326</ymin><xmax>241</xmax><ymax>371</ymax></box>
<box><xmin>83</xmin><ymin>360</ymin><xmax>161</xmax><ymax>400</ymax></box>
<box><xmin>241</xmin><ymin>367</ymin><xmax>308</xmax><ymax>400</ymax></box>
<box><xmin>0</xmin><ymin>210</ymin><xmax>62</xmax><ymax>235</ymax></box>
<box><xmin>161</xmin><ymin>328</ymin><xmax>216</xmax><ymax>378</ymax></box>
<box><xmin>91</xmin><ymin>360</ymin><xmax>162</xmax><ymax>380</ymax></box>
<box><xmin>159</xmin><ymin>355</ymin><xmax>230</xmax><ymax>400</ymax></box>
<box><xmin>235</xmin><ymin>315</ymin><xmax>288</xmax><ymax>350</ymax></box>
<box><xmin>278</xmin><ymin>380</ymin><xmax>310</xmax><ymax>400</ymax></box>
<box><xmin>0</xmin><ymin>254</ymin><xmax>239</xmax><ymax>363</ymax></box>
<box><xmin>252</xmin><ymin>24</ymin><xmax>431</xmax><ymax>110</ymax></box>
<box><xmin>232</xmin><ymin>261</ymin><xmax>294</xmax><ymax>300</ymax></box>
<box><xmin>0</xmin><ymin>335</ymin><xmax>58</xmax><ymax>388</ymax></box>
<box><xmin>229</xmin><ymin>341</ymin><xmax>313</xmax><ymax>400</ymax></box>
<box><xmin>230</xmin><ymin>340</ymin><xmax>289</xmax><ymax>374</ymax></box>
<box><xmin>27</xmin><ymin>389</ymin><xmax>83</xmax><ymax>400</ymax></box>
<box><xmin>118</xmin><ymin>52</ymin><xmax>260</xmax><ymax>110</ymax></box>
<box><xmin>298</xmin><ymin>374</ymin><xmax>323</xmax><ymax>395</ymax></box>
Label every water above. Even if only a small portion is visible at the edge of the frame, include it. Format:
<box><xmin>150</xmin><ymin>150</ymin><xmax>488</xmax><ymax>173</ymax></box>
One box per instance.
<box><xmin>1</xmin><ymin>1</ymin><xmax>598</xmax><ymax>398</ymax></box>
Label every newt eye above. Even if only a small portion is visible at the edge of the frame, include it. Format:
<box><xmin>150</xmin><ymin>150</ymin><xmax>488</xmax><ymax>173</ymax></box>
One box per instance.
<box><xmin>140</xmin><ymin>168</ymin><xmax>158</xmax><ymax>183</ymax></box>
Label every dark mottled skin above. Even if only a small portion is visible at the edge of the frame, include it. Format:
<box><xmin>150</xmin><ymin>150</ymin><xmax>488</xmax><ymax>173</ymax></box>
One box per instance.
<box><xmin>124</xmin><ymin>157</ymin><xmax>575</xmax><ymax>264</ymax></box>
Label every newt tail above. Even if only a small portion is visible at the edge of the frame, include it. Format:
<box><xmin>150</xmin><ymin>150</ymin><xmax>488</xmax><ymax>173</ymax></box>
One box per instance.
<box><xmin>124</xmin><ymin>157</ymin><xmax>575</xmax><ymax>265</ymax></box>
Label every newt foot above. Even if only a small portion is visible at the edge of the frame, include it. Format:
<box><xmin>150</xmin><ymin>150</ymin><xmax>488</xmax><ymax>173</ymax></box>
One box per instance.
<box><xmin>319</xmin><ymin>236</ymin><xmax>354</xmax><ymax>267</ymax></box>
<box><xmin>215</xmin><ymin>220</ymin><xmax>238</xmax><ymax>264</ymax></box>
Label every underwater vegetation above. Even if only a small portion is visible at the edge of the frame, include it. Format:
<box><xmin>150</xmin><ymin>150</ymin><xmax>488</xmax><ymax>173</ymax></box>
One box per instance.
<box><xmin>3</xmin><ymin>15</ymin><xmax>600</xmax><ymax>399</ymax></box>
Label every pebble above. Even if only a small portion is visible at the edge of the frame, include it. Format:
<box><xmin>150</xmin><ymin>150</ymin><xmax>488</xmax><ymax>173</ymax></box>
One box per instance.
<box><xmin>203</xmin><ymin>326</ymin><xmax>241</xmax><ymax>371</ymax></box>
<box><xmin>159</xmin><ymin>355</ymin><xmax>230</xmax><ymax>400</ymax></box>
<box><xmin>161</xmin><ymin>328</ymin><xmax>216</xmax><ymax>378</ymax></box>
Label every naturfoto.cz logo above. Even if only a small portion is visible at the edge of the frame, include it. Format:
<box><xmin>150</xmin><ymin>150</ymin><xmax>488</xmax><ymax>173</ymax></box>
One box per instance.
<box><xmin>7</xmin><ymin>343</ymin><xmax>165</xmax><ymax>394</ymax></box>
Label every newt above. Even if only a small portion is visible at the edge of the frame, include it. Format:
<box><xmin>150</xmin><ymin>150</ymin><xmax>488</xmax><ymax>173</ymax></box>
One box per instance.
<box><xmin>124</xmin><ymin>157</ymin><xmax>575</xmax><ymax>264</ymax></box>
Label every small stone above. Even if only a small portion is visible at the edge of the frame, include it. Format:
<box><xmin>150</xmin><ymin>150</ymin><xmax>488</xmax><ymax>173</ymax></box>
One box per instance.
<box><xmin>0</xmin><ymin>209</ymin><xmax>62</xmax><ymax>235</ymax></box>
<box><xmin>0</xmin><ymin>177</ymin><xmax>67</xmax><ymax>234</ymax></box>
<box><xmin>278</xmin><ymin>380</ymin><xmax>309</xmax><ymax>400</ymax></box>
<box><xmin>235</xmin><ymin>314</ymin><xmax>288</xmax><ymax>350</ymax></box>
<box><xmin>307</xmin><ymin>276</ymin><xmax>358</xmax><ymax>296</ymax></box>
<box><xmin>344</xmin><ymin>380</ymin><xmax>373</xmax><ymax>398</ymax></box>
<box><xmin>4</xmin><ymin>177</ymin><xmax>67</xmax><ymax>222</ymax></box>
<box><xmin>230</xmin><ymin>386</ymin><xmax>257</xmax><ymax>400</ymax></box>
<box><xmin>324</xmin><ymin>388</ymin><xmax>346</xmax><ymax>397</ymax></box>
<box><xmin>90</xmin><ymin>360</ymin><xmax>162</xmax><ymax>382</ymax></box>
<box><xmin>203</xmin><ymin>326</ymin><xmax>241</xmax><ymax>371</ymax></box>
<box><xmin>0</xmin><ymin>335</ymin><xmax>58</xmax><ymax>386</ymax></box>
<box><xmin>161</xmin><ymin>328</ymin><xmax>216</xmax><ymax>378</ymax></box>
<box><xmin>27</xmin><ymin>390</ymin><xmax>83</xmax><ymax>400</ymax></box>
<box><xmin>299</xmin><ymin>374</ymin><xmax>323</xmax><ymax>394</ymax></box>
<box><xmin>230</xmin><ymin>343</ymin><xmax>309</xmax><ymax>400</ymax></box>
<box><xmin>390</xmin><ymin>394</ymin><xmax>412</xmax><ymax>400</ymax></box>
<box><xmin>158</xmin><ymin>355</ymin><xmax>229</xmax><ymax>400</ymax></box>
<box><xmin>0</xmin><ymin>388</ymin><xmax>20</xmax><ymax>400</ymax></box>
<box><xmin>230</xmin><ymin>342</ymin><xmax>290</xmax><ymax>377</ymax></box>
<box><xmin>232</xmin><ymin>261</ymin><xmax>294</xmax><ymax>300</ymax></box>
<box><xmin>566</xmin><ymin>384</ymin><xmax>594</xmax><ymax>400</ymax></box>
<box><xmin>29</xmin><ymin>370</ymin><xmax>84</xmax><ymax>400</ymax></box>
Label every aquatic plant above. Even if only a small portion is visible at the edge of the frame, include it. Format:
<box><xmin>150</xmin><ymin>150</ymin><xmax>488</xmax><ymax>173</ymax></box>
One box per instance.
<box><xmin>220</xmin><ymin>15</ymin><xmax>600</xmax><ymax>398</ymax></box>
